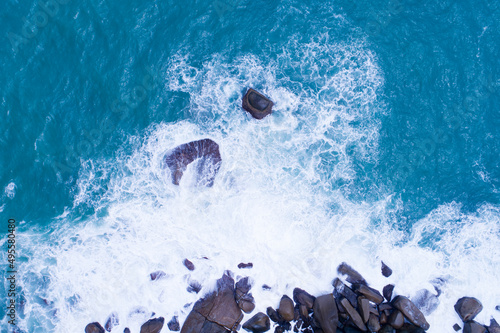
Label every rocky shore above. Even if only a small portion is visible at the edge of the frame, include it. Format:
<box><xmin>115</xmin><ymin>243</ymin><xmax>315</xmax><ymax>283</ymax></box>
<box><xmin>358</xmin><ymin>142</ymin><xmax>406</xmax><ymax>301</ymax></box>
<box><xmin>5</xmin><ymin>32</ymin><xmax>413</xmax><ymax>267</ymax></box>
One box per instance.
<box><xmin>85</xmin><ymin>261</ymin><xmax>500</xmax><ymax>333</ymax></box>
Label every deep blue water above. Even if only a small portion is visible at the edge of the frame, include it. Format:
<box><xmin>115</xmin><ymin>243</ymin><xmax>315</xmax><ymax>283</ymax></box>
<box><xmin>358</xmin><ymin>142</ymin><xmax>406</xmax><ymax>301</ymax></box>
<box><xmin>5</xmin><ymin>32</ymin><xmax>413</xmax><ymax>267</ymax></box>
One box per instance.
<box><xmin>1</xmin><ymin>0</ymin><xmax>499</xmax><ymax>332</ymax></box>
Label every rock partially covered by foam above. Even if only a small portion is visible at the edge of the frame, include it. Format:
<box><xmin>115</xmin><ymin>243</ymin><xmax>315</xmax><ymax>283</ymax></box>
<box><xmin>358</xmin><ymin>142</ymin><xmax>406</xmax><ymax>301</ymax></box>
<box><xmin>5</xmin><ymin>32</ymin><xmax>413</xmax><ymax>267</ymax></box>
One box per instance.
<box><xmin>242</xmin><ymin>88</ymin><xmax>273</xmax><ymax>119</ymax></box>
<box><xmin>242</xmin><ymin>312</ymin><xmax>271</xmax><ymax>332</ymax></box>
<box><xmin>85</xmin><ymin>322</ymin><xmax>105</xmax><ymax>333</ymax></box>
<box><xmin>392</xmin><ymin>296</ymin><xmax>430</xmax><ymax>330</ymax></box>
<box><xmin>454</xmin><ymin>297</ymin><xmax>483</xmax><ymax>322</ymax></box>
<box><xmin>140</xmin><ymin>317</ymin><xmax>164</xmax><ymax>333</ymax></box>
<box><xmin>164</xmin><ymin>138</ymin><xmax>221</xmax><ymax>187</ymax></box>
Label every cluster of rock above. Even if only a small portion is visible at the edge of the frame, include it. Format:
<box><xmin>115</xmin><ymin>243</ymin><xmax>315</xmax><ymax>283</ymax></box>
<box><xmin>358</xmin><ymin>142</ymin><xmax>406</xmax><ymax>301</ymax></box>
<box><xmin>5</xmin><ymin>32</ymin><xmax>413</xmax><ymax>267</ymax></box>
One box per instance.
<box><xmin>453</xmin><ymin>297</ymin><xmax>500</xmax><ymax>333</ymax></box>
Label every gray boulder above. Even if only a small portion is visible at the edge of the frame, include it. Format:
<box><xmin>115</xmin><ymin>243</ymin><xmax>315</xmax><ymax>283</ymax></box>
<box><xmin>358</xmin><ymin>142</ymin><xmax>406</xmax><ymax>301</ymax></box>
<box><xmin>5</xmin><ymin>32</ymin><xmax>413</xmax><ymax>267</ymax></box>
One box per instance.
<box><xmin>312</xmin><ymin>294</ymin><xmax>339</xmax><ymax>333</ymax></box>
<box><xmin>242</xmin><ymin>312</ymin><xmax>271</xmax><ymax>333</ymax></box>
<box><xmin>140</xmin><ymin>317</ymin><xmax>164</xmax><ymax>333</ymax></box>
<box><xmin>391</xmin><ymin>296</ymin><xmax>430</xmax><ymax>330</ymax></box>
<box><xmin>454</xmin><ymin>297</ymin><xmax>483</xmax><ymax>322</ymax></box>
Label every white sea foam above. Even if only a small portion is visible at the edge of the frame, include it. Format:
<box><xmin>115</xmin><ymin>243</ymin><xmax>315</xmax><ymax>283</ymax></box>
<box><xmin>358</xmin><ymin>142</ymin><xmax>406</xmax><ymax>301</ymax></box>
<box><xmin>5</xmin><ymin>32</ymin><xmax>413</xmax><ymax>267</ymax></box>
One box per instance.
<box><xmin>8</xmin><ymin>35</ymin><xmax>500</xmax><ymax>333</ymax></box>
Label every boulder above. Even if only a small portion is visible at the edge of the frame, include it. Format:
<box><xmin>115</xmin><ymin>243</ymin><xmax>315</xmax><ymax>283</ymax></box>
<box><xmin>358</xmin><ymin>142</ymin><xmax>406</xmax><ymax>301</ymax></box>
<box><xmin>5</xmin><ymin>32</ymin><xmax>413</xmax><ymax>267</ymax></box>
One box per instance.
<box><xmin>357</xmin><ymin>297</ymin><xmax>370</xmax><ymax>323</ymax></box>
<box><xmin>277</xmin><ymin>295</ymin><xmax>295</xmax><ymax>322</ymax></box>
<box><xmin>453</xmin><ymin>323</ymin><xmax>461</xmax><ymax>331</ymax></box>
<box><xmin>242</xmin><ymin>88</ymin><xmax>274</xmax><ymax>119</ymax></box>
<box><xmin>238</xmin><ymin>294</ymin><xmax>256</xmax><ymax>314</ymax></box>
<box><xmin>312</xmin><ymin>294</ymin><xmax>338</xmax><ymax>333</ymax></box>
<box><xmin>367</xmin><ymin>314</ymin><xmax>381</xmax><ymax>332</ymax></box>
<box><xmin>388</xmin><ymin>310</ymin><xmax>404</xmax><ymax>329</ymax></box>
<box><xmin>238</xmin><ymin>263</ymin><xmax>253</xmax><ymax>269</ymax></box>
<box><xmin>381</xmin><ymin>262</ymin><xmax>393</xmax><ymax>277</ymax></box>
<box><xmin>340</xmin><ymin>298</ymin><xmax>367</xmax><ymax>331</ymax></box>
<box><xmin>454</xmin><ymin>297</ymin><xmax>483</xmax><ymax>322</ymax></box>
<box><xmin>140</xmin><ymin>317</ymin><xmax>164</xmax><ymax>333</ymax></box>
<box><xmin>124</xmin><ymin>329</ymin><xmax>131</xmax><ymax>333</ymax></box>
<box><xmin>199</xmin><ymin>320</ymin><xmax>229</xmax><ymax>333</ymax></box>
<box><xmin>105</xmin><ymin>312</ymin><xmax>119</xmax><ymax>332</ymax></box>
<box><xmin>391</xmin><ymin>296</ymin><xmax>429</xmax><ymax>330</ymax></box>
<box><xmin>181</xmin><ymin>310</ymin><xmax>206</xmax><ymax>333</ymax></box>
<box><xmin>352</xmin><ymin>284</ymin><xmax>384</xmax><ymax>304</ymax></box>
<box><xmin>184</xmin><ymin>259</ymin><xmax>195</xmax><ymax>271</ymax></box>
<box><xmin>333</xmin><ymin>278</ymin><xmax>358</xmax><ymax>308</ymax></box>
<box><xmin>383</xmin><ymin>284</ymin><xmax>394</xmax><ymax>302</ymax></box>
<box><xmin>164</xmin><ymin>138</ymin><xmax>221</xmax><ymax>187</ymax></box>
<box><xmin>337</xmin><ymin>262</ymin><xmax>367</xmax><ymax>285</ymax></box>
<box><xmin>379</xmin><ymin>325</ymin><xmax>395</xmax><ymax>333</ymax></box>
<box><xmin>242</xmin><ymin>312</ymin><xmax>271</xmax><ymax>333</ymax></box>
<box><xmin>85</xmin><ymin>322</ymin><xmax>105</xmax><ymax>333</ymax></box>
<box><xmin>412</xmin><ymin>289</ymin><xmax>439</xmax><ymax>315</ymax></box>
<box><xmin>266</xmin><ymin>307</ymin><xmax>281</xmax><ymax>323</ymax></box>
<box><xmin>463</xmin><ymin>321</ymin><xmax>486</xmax><ymax>333</ymax></box>
<box><xmin>396</xmin><ymin>323</ymin><xmax>426</xmax><ymax>333</ymax></box>
<box><xmin>293</xmin><ymin>288</ymin><xmax>316</xmax><ymax>310</ymax></box>
<box><xmin>168</xmin><ymin>316</ymin><xmax>180</xmax><ymax>331</ymax></box>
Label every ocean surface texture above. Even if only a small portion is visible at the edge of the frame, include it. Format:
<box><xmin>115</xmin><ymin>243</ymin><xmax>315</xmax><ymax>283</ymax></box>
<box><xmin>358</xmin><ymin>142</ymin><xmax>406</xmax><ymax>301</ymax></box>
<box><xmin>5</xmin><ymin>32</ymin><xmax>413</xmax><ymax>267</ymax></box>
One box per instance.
<box><xmin>1</xmin><ymin>0</ymin><xmax>499</xmax><ymax>332</ymax></box>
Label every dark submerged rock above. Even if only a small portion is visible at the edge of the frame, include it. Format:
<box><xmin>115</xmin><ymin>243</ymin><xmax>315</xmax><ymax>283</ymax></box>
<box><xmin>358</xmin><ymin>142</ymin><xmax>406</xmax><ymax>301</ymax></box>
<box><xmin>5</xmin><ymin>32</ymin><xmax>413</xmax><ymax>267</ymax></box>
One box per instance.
<box><xmin>168</xmin><ymin>316</ymin><xmax>180</xmax><ymax>331</ymax></box>
<box><xmin>391</xmin><ymin>295</ymin><xmax>430</xmax><ymax>330</ymax></box>
<box><xmin>105</xmin><ymin>312</ymin><xmax>119</xmax><ymax>332</ymax></box>
<box><xmin>383</xmin><ymin>284</ymin><xmax>395</xmax><ymax>302</ymax></box>
<box><xmin>85</xmin><ymin>322</ymin><xmax>105</xmax><ymax>333</ymax></box>
<box><xmin>262</xmin><ymin>285</ymin><xmax>272</xmax><ymax>290</ymax></box>
<box><xmin>124</xmin><ymin>329</ymin><xmax>131</xmax><ymax>333</ymax></box>
<box><xmin>454</xmin><ymin>297</ymin><xmax>483</xmax><ymax>322</ymax></box>
<box><xmin>242</xmin><ymin>88</ymin><xmax>274</xmax><ymax>120</ymax></box>
<box><xmin>453</xmin><ymin>323</ymin><xmax>461</xmax><ymax>331</ymax></box>
<box><xmin>150</xmin><ymin>271</ymin><xmax>167</xmax><ymax>281</ymax></box>
<box><xmin>140</xmin><ymin>317</ymin><xmax>164</xmax><ymax>333</ymax></box>
<box><xmin>463</xmin><ymin>321</ymin><xmax>487</xmax><ymax>333</ymax></box>
<box><xmin>164</xmin><ymin>138</ymin><xmax>221</xmax><ymax>187</ymax></box>
<box><xmin>396</xmin><ymin>323</ymin><xmax>426</xmax><ymax>333</ymax></box>
<box><xmin>337</xmin><ymin>262</ymin><xmax>367</xmax><ymax>285</ymax></box>
<box><xmin>412</xmin><ymin>289</ymin><xmax>439</xmax><ymax>315</ymax></box>
<box><xmin>238</xmin><ymin>294</ymin><xmax>256</xmax><ymax>314</ymax></box>
<box><xmin>238</xmin><ymin>262</ymin><xmax>253</xmax><ymax>269</ymax></box>
<box><xmin>266</xmin><ymin>307</ymin><xmax>281</xmax><ymax>323</ymax></box>
<box><xmin>388</xmin><ymin>310</ymin><xmax>404</xmax><ymax>329</ymax></box>
<box><xmin>488</xmin><ymin>319</ymin><xmax>500</xmax><ymax>333</ymax></box>
<box><xmin>184</xmin><ymin>259</ymin><xmax>195</xmax><ymax>271</ymax></box>
<box><xmin>381</xmin><ymin>262</ymin><xmax>393</xmax><ymax>277</ymax></box>
<box><xmin>277</xmin><ymin>295</ymin><xmax>295</xmax><ymax>322</ymax></box>
<box><xmin>242</xmin><ymin>312</ymin><xmax>271</xmax><ymax>333</ymax></box>
<box><xmin>312</xmin><ymin>294</ymin><xmax>339</xmax><ymax>333</ymax></box>
<box><xmin>187</xmin><ymin>281</ymin><xmax>202</xmax><ymax>294</ymax></box>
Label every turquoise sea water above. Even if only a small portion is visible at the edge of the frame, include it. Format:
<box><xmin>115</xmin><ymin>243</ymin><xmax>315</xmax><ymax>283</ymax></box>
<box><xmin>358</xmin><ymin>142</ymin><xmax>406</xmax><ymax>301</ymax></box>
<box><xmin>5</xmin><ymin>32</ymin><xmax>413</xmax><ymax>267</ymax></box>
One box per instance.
<box><xmin>1</xmin><ymin>0</ymin><xmax>499</xmax><ymax>332</ymax></box>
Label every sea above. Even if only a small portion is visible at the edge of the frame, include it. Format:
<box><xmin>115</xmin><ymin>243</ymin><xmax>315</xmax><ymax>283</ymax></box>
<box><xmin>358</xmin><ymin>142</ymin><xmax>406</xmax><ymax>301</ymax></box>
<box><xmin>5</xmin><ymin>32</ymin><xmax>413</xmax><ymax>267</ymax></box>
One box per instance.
<box><xmin>0</xmin><ymin>0</ymin><xmax>499</xmax><ymax>332</ymax></box>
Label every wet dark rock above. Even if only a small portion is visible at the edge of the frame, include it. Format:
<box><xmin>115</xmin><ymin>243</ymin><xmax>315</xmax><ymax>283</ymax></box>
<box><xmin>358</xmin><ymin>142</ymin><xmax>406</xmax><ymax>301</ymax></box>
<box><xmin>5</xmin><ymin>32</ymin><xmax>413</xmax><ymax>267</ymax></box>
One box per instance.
<box><xmin>105</xmin><ymin>312</ymin><xmax>119</xmax><ymax>332</ymax></box>
<box><xmin>344</xmin><ymin>327</ymin><xmax>364</xmax><ymax>333</ymax></box>
<box><xmin>379</xmin><ymin>324</ymin><xmax>395</xmax><ymax>333</ymax></box>
<box><xmin>368</xmin><ymin>303</ymin><xmax>378</xmax><ymax>315</ymax></box>
<box><xmin>496</xmin><ymin>305</ymin><xmax>500</xmax><ymax>311</ymax></box>
<box><xmin>396</xmin><ymin>323</ymin><xmax>426</xmax><ymax>333</ymax></box>
<box><xmin>236</xmin><ymin>277</ymin><xmax>252</xmax><ymax>298</ymax></box>
<box><xmin>238</xmin><ymin>294</ymin><xmax>256</xmax><ymax>314</ymax></box>
<box><xmin>340</xmin><ymin>298</ymin><xmax>367</xmax><ymax>331</ymax></box>
<box><xmin>312</xmin><ymin>294</ymin><xmax>338</xmax><ymax>333</ymax></box>
<box><xmin>262</xmin><ymin>285</ymin><xmax>272</xmax><ymax>290</ymax></box>
<box><xmin>200</xmin><ymin>320</ymin><xmax>229</xmax><ymax>333</ymax></box>
<box><xmin>367</xmin><ymin>314</ymin><xmax>381</xmax><ymax>332</ymax></box>
<box><xmin>381</xmin><ymin>262</ymin><xmax>393</xmax><ymax>277</ymax></box>
<box><xmin>388</xmin><ymin>310</ymin><xmax>404</xmax><ymax>329</ymax></box>
<box><xmin>337</xmin><ymin>262</ymin><xmax>367</xmax><ymax>285</ymax></box>
<box><xmin>488</xmin><ymin>319</ymin><xmax>500</xmax><ymax>333</ymax></box>
<box><xmin>181</xmin><ymin>310</ymin><xmax>206</xmax><ymax>333</ymax></box>
<box><xmin>454</xmin><ymin>297</ymin><xmax>483</xmax><ymax>322</ymax></box>
<box><xmin>242</xmin><ymin>88</ymin><xmax>274</xmax><ymax>120</ymax></box>
<box><xmin>238</xmin><ymin>263</ymin><xmax>253</xmax><ymax>269</ymax></box>
<box><xmin>184</xmin><ymin>259</ymin><xmax>195</xmax><ymax>271</ymax></box>
<box><xmin>279</xmin><ymin>322</ymin><xmax>292</xmax><ymax>332</ymax></box>
<box><xmin>383</xmin><ymin>284</ymin><xmax>395</xmax><ymax>302</ymax></box>
<box><xmin>168</xmin><ymin>316</ymin><xmax>180</xmax><ymax>331</ymax></box>
<box><xmin>242</xmin><ymin>312</ymin><xmax>271</xmax><ymax>333</ymax></box>
<box><xmin>278</xmin><ymin>295</ymin><xmax>295</xmax><ymax>322</ymax></box>
<box><xmin>164</xmin><ymin>138</ymin><xmax>221</xmax><ymax>187</ymax></box>
<box><xmin>124</xmin><ymin>329</ymin><xmax>131</xmax><ymax>333</ymax></box>
<box><xmin>391</xmin><ymin>296</ymin><xmax>430</xmax><ymax>330</ymax></box>
<box><xmin>266</xmin><ymin>307</ymin><xmax>281</xmax><ymax>323</ymax></box>
<box><xmin>293</xmin><ymin>288</ymin><xmax>316</xmax><ymax>310</ymax></box>
<box><xmin>85</xmin><ymin>322</ymin><xmax>105</xmax><ymax>333</ymax></box>
<box><xmin>463</xmin><ymin>321</ymin><xmax>486</xmax><ymax>333</ymax></box>
<box><xmin>274</xmin><ymin>327</ymin><xmax>285</xmax><ymax>333</ymax></box>
<box><xmin>358</xmin><ymin>297</ymin><xmax>370</xmax><ymax>323</ymax></box>
<box><xmin>412</xmin><ymin>289</ymin><xmax>439</xmax><ymax>316</ymax></box>
<box><xmin>187</xmin><ymin>281</ymin><xmax>202</xmax><ymax>294</ymax></box>
<box><xmin>352</xmin><ymin>284</ymin><xmax>384</xmax><ymax>304</ymax></box>
<box><xmin>453</xmin><ymin>323</ymin><xmax>462</xmax><ymax>331</ymax></box>
<box><xmin>140</xmin><ymin>317</ymin><xmax>164</xmax><ymax>333</ymax></box>
<box><xmin>150</xmin><ymin>271</ymin><xmax>167</xmax><ymax>281</ymax></box>
<box><xmin>380</xmin><ymin>312</ymin><xmax>388</xmax><ymax>325</ymax></box>
<box><xmin>378</xmin><ymin>303</ymin><xmax>393</xmax><ymax>312</ymax></box>
<box><xmin>333</xmin><ymin>278</ymin><xmax>358</xmax><ymax>308</ymax></box>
